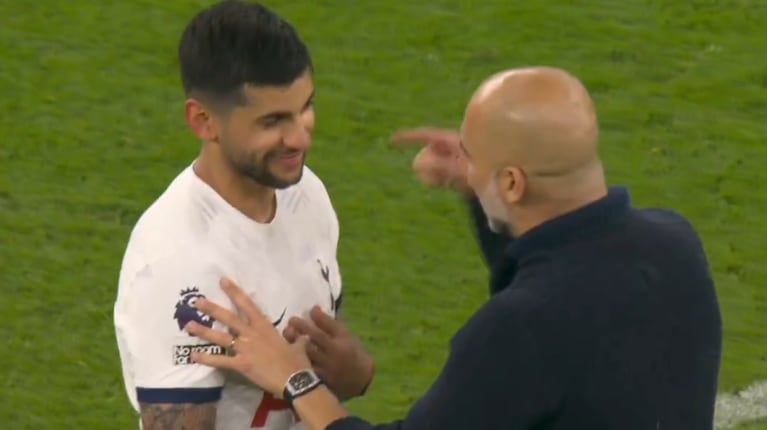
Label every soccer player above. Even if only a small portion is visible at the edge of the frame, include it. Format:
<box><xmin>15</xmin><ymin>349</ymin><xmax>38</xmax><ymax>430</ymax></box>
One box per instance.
<box><xmin>112</xmin><ymin>1</ymin><xmax>369</xmax><ymax>429</ymax></box>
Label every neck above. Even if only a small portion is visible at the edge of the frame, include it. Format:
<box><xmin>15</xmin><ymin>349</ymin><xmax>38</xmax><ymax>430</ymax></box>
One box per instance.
<box><xmin>194</xmin><ymin>145</ymin><xmax>277</xmax><ymax>223</ymax></box>
<box><xmin>510</xmin><ymin>181</ymin><xmax>608</xmax><ymax>238</ymax></box>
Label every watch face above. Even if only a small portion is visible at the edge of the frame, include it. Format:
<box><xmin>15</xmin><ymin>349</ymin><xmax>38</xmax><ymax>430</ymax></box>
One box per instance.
<box><xmin>290</xmin><ymin>371</ymin><xmax>316</xmax><ymax>391</ymax></box>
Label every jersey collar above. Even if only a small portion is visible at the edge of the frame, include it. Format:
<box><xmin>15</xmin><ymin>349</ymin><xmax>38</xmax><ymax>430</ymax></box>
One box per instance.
<box><xmin>490</xmin><ymin>186</ymin><xmax>631</xmax><ymax>294</ymax></box>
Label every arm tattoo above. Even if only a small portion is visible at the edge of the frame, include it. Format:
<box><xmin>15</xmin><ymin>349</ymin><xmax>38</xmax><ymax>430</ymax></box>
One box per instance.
<box><xmin>140</xmin><ymin>402</ymin><xmax>216</xmax><ymax>430</ymax></box>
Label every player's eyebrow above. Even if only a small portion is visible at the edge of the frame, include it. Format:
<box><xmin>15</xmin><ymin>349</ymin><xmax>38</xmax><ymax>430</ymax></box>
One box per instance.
<box><xmin>304</xmin><ymin>90</ymin><xmax>315</xmax><ymax>106</ymax></box>
<box><xmin>256</xmin><ymin>90</ymin><xmax>315</xmax><ymax>123</ymax></box>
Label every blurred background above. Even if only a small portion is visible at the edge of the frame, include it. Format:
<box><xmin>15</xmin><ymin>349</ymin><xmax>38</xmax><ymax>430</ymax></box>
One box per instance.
<box><xmin>1</xmin><ymin>1</ymin><xmax>765</xmax><ymax>428</ymax></box>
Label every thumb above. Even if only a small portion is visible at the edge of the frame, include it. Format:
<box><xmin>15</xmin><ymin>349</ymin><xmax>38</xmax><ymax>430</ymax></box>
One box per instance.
<box><xmin>310</xmin><ymin>306</ymin><xmax>344</xmax><ymax>336</ymax></box>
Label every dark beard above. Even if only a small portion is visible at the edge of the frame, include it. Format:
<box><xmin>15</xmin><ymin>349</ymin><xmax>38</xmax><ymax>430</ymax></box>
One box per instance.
<box><xmin>228</xmin><ymin>150</ymin><xmax>305</xmax><ymax>189</ymax></box>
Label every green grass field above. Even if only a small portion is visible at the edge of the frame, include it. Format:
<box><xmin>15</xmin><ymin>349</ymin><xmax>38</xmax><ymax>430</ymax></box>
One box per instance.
<box><xmin>2</xmin><ymin>1</ymin><xmax>766</xmax><ymax>428</ymax></box>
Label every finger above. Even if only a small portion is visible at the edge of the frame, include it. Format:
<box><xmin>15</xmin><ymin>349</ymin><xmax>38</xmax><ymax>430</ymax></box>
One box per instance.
<box><xmin>219</xmin><ymin>277</ymin><xmax>272</xmax><ymax>329</ymax></box>
<box><xmin>413</xmin><ymin>153</ymin><xmax>451</xmax><ymax>172</ymax></box>
<box><xmin>283</xmin><ymin>326</ymin><xmax>298</xmax><ymax>343</ymax></box>
<box><xmin>305</xmin><ymin>340</ymin><xmax>331</xmax><ymax>367</ymax></box>
<box><xmin>310</xmin><ymin>306</ymin><xmax>345</xmax><ymax>336</ymax></box>
<box><xmin>191</xmin><ymin>350</ymin><xmax>239</xmax><ymax>371</ymax></box>
<box><xmin>227</xmin><ymin>326</ymin><xmax>240</xmax><ymax>339</ymax></box>
<box><xmin>288</xmin><ymin>316</ymin><xmax>333</xmax><ymax>349</ymax></box>
<box><xmin>391</xmin><ymin>127</ymin><xmax>456</xmax><ymax>142</ymax></box>
<box><xmin>185</xmin><ymin>321</ymin><xmax>234</xmax><ymax>347</ymax></box>
<box><xmin>192</xmin><ymin>297</ymin><xmax>249</xmax><ymax>336</ymax></box>
<box><xmin>416</xmin><ymin>140</ymin><xmax>458</xmax><ymax>158</ymax></box>
<box><xmin>390</xmin><ymin>127</ymin><xmax>457</xmax><ymax>146</ymax></box>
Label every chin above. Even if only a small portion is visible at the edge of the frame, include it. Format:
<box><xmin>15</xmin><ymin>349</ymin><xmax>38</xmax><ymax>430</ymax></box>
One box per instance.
<box><xmin>271</xmin><ymin>169</ymin><xmax>304</xmax><ymax>189</ymax></box>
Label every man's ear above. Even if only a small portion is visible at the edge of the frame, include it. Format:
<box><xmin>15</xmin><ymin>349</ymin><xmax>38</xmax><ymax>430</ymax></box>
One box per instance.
<box><xmin>184</xmin><ymin>98</ymin><xmax>219</xmax><ymax>143</ymax></box>
<box><xmin>497</xmin><ymin>166</ymin><xmax>526</xmax><ymax>204</ymax></box>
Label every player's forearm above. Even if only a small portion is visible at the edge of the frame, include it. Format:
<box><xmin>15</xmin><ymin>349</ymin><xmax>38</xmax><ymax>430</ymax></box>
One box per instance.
<box><xmin>139</xmin><ymin>402</ymin><xmax>216</xmax><ymax>430</ymax></box>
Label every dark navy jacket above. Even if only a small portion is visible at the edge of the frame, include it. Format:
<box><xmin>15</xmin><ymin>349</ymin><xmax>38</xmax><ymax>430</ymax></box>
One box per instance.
<box><xmin>329</xmin><ymin>186</ymin><xmax>722</xmax><ymax>430</ymax></box>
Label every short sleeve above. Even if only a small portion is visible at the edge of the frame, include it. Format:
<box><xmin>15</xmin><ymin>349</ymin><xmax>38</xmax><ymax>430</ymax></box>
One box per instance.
<box><xmin>114</xmin><ymin>253</ymin><xmax>234</xmax><ymax>405</ymax></box>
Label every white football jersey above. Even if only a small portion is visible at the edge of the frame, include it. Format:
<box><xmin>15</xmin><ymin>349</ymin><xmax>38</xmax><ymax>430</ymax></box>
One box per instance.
<box><xmin>114</xmin><ymin>163</ymin><xmax>342</xmax><ymax>430</ymax></box>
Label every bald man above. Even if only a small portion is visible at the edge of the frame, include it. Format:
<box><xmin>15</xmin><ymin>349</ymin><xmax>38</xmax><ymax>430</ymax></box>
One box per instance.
<box><xmin>387</xmin><ymin>67</ymin><xmax>721</xmax><ymax>429</ymax></box>
<box><xmin>390</xmin><ymin>67</ymin><xmax>722</xmax><ymax>428</ymax></box>
<box><xmin>187</xmin><ymin>66</ymin><xmax>723</xmax><ymax>430</ymax></box>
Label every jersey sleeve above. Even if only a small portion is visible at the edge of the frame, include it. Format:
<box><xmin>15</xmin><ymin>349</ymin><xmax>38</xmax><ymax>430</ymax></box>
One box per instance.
<box><xmin>115</xmin><ymin>253</ymin><xmax>234</xmax><ymax>405</ymax></box>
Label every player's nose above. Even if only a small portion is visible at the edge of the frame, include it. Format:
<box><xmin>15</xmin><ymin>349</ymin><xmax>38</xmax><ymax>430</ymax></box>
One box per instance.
<box><xmin>283</xmin><ymin>123</ymin><xmax>311</xmax><ymax>151</ymax></box>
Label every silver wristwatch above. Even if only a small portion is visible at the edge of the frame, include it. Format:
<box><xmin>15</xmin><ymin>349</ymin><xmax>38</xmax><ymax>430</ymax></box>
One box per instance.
<box><xmin>282</xmin><ymin>369</ymin><xmax>323</xmax><ymax>405</ymax></box>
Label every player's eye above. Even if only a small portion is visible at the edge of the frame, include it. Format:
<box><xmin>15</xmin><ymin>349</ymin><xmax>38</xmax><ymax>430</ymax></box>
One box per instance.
<box><xmin>260</xmin><ymin>116</ymin><xmax>281</xmax><ymax>128</ymax></box>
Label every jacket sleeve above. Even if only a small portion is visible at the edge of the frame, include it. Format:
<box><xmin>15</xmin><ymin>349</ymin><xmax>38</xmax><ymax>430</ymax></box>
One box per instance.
<box><xmin>326</xmin><ymin>296</ymin><xmax>561</xmax><ymax>430</ymax></box>
<box><xmin>325</xmin><ymin>416</ymin><xmax>401</xmax><ymax>430</ymax></box>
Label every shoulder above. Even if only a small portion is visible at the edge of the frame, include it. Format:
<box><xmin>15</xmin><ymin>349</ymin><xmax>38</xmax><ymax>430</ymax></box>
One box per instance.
<box><xmin>119</xmin><ymin>181</ymin><xmax>232</xmax><ymax>299</ymax></box>
<box><xmin>624</xmin><ymin>207</ymin><xmax>710</xmax><ymax>267</ymax></box>
<box><xmin>115</xmin><ymin>247</ymin><xmax>235</xmax><ymax>339</ymax></box>
<box><xmin>282</xmin><ymin>165</ymin><xmax>338</xmax><ymax>227</ymax></box>
<box><xmin>118</xmin><ymin>245</ymin><xmax>229</xmax><ymax>301</ymax></box>
<box><xmin>295</xmin><ymin>165</ymin><xmax>334</xmax><ymax>204</ymax></box>
<box><xmin>120</xmin><ymin>167</ymin><xmax>221</xmax><ymax>276</ymax></box>
<box><xmin>628</xmin><ymin>207</ymin><xmax>701</xmax><ymax>244</ymax></box>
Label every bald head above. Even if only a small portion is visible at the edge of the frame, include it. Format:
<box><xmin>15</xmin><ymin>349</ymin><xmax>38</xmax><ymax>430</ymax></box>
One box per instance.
<box><xmin>461</xmin><ymin>66</ymin><xmax>600</xmax><ymax>177</ymax></box>
<box><xmin>462</xmin><ymin>67</ymin><xmax>608</xmax><ymax>236</ymax></box>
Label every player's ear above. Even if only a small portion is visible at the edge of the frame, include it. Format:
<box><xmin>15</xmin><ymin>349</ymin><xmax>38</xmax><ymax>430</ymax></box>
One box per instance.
<box><xmin>498</xmin><ymin>166</ymin><xmax>526</xmax><ymax>204</ymax></box>
<box><xmin>185</xmin><ymin>98</ymin><xmax>219</xmax><ymax>143</ymax></box>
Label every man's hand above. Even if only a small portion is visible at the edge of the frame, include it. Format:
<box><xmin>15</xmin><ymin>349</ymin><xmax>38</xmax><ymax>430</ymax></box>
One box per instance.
<box><xmin>283</xmin><ymin>306</ymin><xmax>375</xmax><ymax>401</ymax></box>
<box><xmin>185</xmin><ymin>278</ymin><xmax>312</xmax><ymax>397</ymax></box>
<box><xmin>186</xmin><ymin>279</ymin><xmax>350</xmax><ymax>430</ymax></box>
<box><xmin>391</xmin><ymin>127</ymin><xmax>470</xmax><ymax>193</ymax></box>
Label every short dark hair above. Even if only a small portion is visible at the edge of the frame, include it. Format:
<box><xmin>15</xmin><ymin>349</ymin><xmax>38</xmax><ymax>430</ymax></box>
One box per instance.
<box><xmin>178</xmin><ymin>0</ymin><xmax>312</xmax><ymax>107</ymax></box>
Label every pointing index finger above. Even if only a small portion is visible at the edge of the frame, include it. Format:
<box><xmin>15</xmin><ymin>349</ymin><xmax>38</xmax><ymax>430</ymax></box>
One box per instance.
<box><xmin>390</xmin><ymin>127</ymin><xmax>458</xmax><ymax>146</ymax></box>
